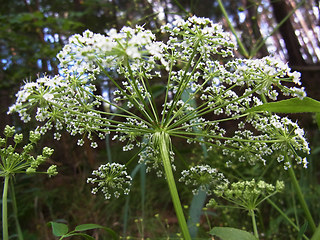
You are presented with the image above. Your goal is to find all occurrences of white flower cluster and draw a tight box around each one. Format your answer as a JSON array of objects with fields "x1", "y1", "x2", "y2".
[
  {"x1": 8, "y1": 74, "x2": 108, "y2": 140},
  {"x1": 179, "y1": 165, "x2": 228, "y2": 195},
  {"x1": 219, "y1": 114, "x2": 310, "y2": 169},
  {"x1": 87, "y1": 163, "x2": 132, "y2": 199},
  {"x1": 225, "y1": 57, "x2": 305, "y2": 100},
  {"x1": 161, "y1": 16, "x2": 235, "y2": 60},
  {"x1": 8, "y1": 15, "x2": 310, "y2": 190},
  {"x1": 138, "y1": 145, "x2": 176, "y2": 177},
  {"x1": 57, "y1": 26, "x2": 158, "y2": 73}
]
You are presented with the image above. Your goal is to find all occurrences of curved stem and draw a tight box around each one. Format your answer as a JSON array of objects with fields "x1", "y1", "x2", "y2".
[
  {"x1": 158, "y1": 132, "x2": 191, "y2": 240},
  {"x1": 2, "y1": 175, "x2": 10, "y2": 240},
  {"x1": 217, "y1": 0, "x2": 249, "y2": 58},
  {"x1": 287, "y1": 165, "x2": 316, "y2": 232}
]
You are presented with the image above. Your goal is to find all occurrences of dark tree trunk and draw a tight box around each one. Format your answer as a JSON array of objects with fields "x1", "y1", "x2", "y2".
[{"x1": 270, "y1": 0, "x2": 306, "y2": 66}]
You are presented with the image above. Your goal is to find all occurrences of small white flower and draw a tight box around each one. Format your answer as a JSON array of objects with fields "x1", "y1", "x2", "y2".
[
  {"x1": 90, "y1": 142, "x2": 98, "y2": 148},
  {"x1": 126, "y1": 46, "x2": 140, "y2": 58},
  {"x1": 77, "y1": 139, "x2": 84, "y2": 146},
  {"x1": 53, "y1": 132, "x2": 61, "y2": 140},
  {"x1": 179, "y1": 165, "x2": 228, "y2": 195},
  {"x1": 288, "y1": 71, "x2": 301, "y2": 85},
  {"x1": 302, "y1": 157, "x2": 308, "y2": 168}
]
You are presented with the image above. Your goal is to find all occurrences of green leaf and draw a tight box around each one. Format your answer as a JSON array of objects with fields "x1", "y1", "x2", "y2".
[
  {"x1": 315, "y1": 113, "x2": 320, "y2": 130},
  {"x1": 64, "y1": 233, "x2": 95, "y2": 240},
  {"x1": 246, "y1": 97, "x2": 320, "y2": 113},
  {"x1": 48, "y1": 222, "x2": 68, "y2": 237},
  {"x1": 311, "y1": 224, "x2": 320, "y2": 240},
  {"x1": 209, "y1": 227, "x2": 258, "y2": 240},
  {"x1": 297, "y1": 222, "x2": 308, "y2": 240},
  {"x1": 74, "y1": 224, "x2": 118, "y2": 240},
  {"x1": 187, "y1": 188, "x2": 207, "y2": 238},
  {"x1": 75, "y1": 223, "x2": 106, "y2": 231}
]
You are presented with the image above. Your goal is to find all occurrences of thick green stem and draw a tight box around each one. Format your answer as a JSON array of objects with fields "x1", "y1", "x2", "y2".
[
  {"x1": 2, "y1": 175, "x2": 10, "y2": 240},
  {"x1": 158, "y1": 132, "x2": 191, "y2": 240},
  {"x1": 249, "y1": 209, "x2": 259, "y2": 239},
  {"x1": 288, "y1": 166, "x2": 316, "y2": 232}
]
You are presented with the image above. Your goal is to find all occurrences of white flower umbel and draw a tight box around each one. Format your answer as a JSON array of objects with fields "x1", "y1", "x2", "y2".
[
  {"x1": 8, "y1": 16, "x2": 311, "y2": 240},
  {"x1": 9, "y1": 17, "x2": 308, "y2": 172},
  {"x1": 179, "y1": 165, "x2": 228, "y2": 195},
  {"x1": 87, "y1": 163, "x2": 132, "y2": 199}
]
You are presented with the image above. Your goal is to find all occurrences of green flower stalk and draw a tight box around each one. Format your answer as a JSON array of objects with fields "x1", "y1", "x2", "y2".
[
  {"x1": 0, "y1": 125, "x2": 57, "y2": 240},
  {"x1": 8, "y1": 16, "x2": 310, "y2": 238}
]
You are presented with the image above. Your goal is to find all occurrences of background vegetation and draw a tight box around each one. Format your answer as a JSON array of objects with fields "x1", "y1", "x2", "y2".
[{"x1": 1, "y1": 0, "x2": 320, "y2": 239}]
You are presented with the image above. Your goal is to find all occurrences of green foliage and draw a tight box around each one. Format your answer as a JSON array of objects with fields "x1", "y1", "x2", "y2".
[
  {"x1": 1, "y1": 0, "x2": 320, "y2": 239},
  {"x1": 210, "y1": 227, "x2": 258, "y2": 240},
  {"x1": 0, "y1": 125, "x2": 57, "y2": 177},
  {"x1": 247, "y1": 97, "x2": 320, "y2": 113},
  {"x1": 316, "y1": 113, "x2": 320, "y2": 130},
  {"x1": 49, "y1": 222, "x2": 69, "y2": 236},
  {"x1": 0, "y1": 125, "x2": 58, "y2": 240},
  {"x1": 48, "y1": 222, "x2": 119, "y2": 240},
  {"x1": 311, "y1": 224, "x2": 320, "y2": 240}
]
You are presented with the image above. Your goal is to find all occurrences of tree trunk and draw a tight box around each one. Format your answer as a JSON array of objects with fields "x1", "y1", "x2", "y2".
[{"x1": 270, "y1": 0, "x2": 306, "y2": 66}]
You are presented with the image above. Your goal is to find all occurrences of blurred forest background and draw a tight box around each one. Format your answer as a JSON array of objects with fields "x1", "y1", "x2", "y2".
[{"x1": 1, "y1": 0, "x2": 320, "y2": 239}]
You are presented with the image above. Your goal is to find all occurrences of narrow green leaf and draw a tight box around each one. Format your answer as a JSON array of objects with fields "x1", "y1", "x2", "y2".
[
  {"x1": 311, "y1": 224, "x2": 320, "y2": 240},
  {"x1": 75, "y1": 223, "x2": 105, "y2": 231},
  {"x1": 64, "y1": 233, "x2": 95, "y2": 240},
  {"x1": 246, "y1": 97, "x2": 320, "y2": 113},
  {"x1": 297, "y1": 222, "x2": 308, "y2": 240},
  {"x1": 140, "y1": 162, "x2": 146, "y2": 221},
  {"x1": 315, "y1": 113, "x2": 320, "y2": 130},
  {"x1": 48, "y1": 222, "x2": 68, "y2": 237},
  {"x1": 209, "y1": 227, "x2": 258, "y2": 240},
  {"x1": 187, "y1": 188, "x2": 207, "y2": 238},
  {"x1": 74, "y1": 224, "x2": 118, "y2": 239}
]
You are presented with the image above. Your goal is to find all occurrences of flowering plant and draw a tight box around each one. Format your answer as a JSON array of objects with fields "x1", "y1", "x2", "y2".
[
  {"x1": 0, "y1": 125, "x2": 57, "y2": 239},
  {"x1": 8, "y1": 16, "x2": 316, "y2": 239},
  {"x1": 207, "y1": 179, "x2": 285, "y2": 238}
]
